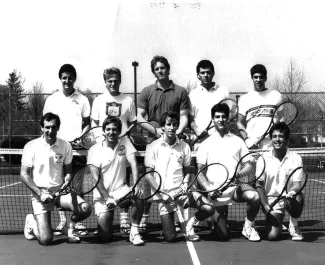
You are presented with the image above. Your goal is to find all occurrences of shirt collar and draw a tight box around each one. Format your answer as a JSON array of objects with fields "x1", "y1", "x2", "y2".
[
  {"x1": 159, "y1": 135, "x2": 180, "y2": 148},
  {"x1": 41, "y1": 135, "x2": 59, "y2": 147},
  {"x1": 154, "y1": 80, "x2": 175, "y2": 91},
  {"x1": 199, "y1": 82, "x2": 219, "y2": 91}
]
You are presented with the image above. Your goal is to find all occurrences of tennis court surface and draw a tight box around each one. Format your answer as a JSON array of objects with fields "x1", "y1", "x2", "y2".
[{"x1": 1, "y1": 148, "x2": 325, "y2": 265}]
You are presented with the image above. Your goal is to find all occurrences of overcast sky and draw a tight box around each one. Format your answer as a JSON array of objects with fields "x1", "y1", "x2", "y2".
[{"x1": 0, "y1": 0, "x2": 324, "y2": 94}]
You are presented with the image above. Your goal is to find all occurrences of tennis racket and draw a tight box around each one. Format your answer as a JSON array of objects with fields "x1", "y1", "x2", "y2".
[
  {"x1": 160, "y1": 162, "x2": 229, "y2": 204},
  {"x1": 106, "y1": 170, "x2": 162, "y2": 211},
  {"x1": 121, "y1": 122, "x2": 158, "y2": 146},
  {"x1": 249, "y1": 102, "x2": 298, "y2": 149},
  {"x1": 213, "y1": 152, "x2": 266, "y2": 199},
  {"x1": 268, "y1": 166, "x2": 308, "y2": 213},
  {"x1": 48, "y1": 164, "x2": 101, "y2": 201},
  {"x1": 192, "y1": 98, "x2": 238, "y2": 145},
  {"x1": 69, "y1": 126, "x2": 103, "y2": 149}
]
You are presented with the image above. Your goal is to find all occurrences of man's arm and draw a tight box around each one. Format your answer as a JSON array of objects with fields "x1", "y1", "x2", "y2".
[
  {"x1": 127, "y1": 153, "x2": 139, "y2": 184},
  {"x1": 81, "y1": 116, "x2": 91, "y2": 135},
  {"x1": 20, "y1": 165, "x2": 42, "y2": 198},
  {"x1": 137, "y1": 108, "x2": 162, "y2": 137},
  {"x1": 61, "y1": 163, "x2": 73, "y2": 190},
  {"x1": 237, "y1": 113, "x2": 248, "y2": 140},
  {"x1": 177, "y1": 110, "x2": 189, "y2": 135}
]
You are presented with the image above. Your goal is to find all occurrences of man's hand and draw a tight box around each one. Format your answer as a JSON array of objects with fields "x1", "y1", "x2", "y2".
[
  {"x1": 245, "y1": 137, "x2": 259, "y2": 149},
  {"x1": 40, "y1": 191, "x2": 53, "y2": 204},
  {"x1": 263, "y1": 204, "x2": 271, "y2": 213},
  {"x1": 286, "y1": 190, "x2": 296, "y2": 199},
  {"x1": 209, "y1": 190, "x2": 222, "y2": 200},
  {"x1": 156, "y1": 128, "x2": 164, "y2": 138},
  {"x1": 105, "y1": 197, "x2": 117, "y2": 209},
  {"x1": 180, "y1": 182, "x2": 188, "y2": 195}
]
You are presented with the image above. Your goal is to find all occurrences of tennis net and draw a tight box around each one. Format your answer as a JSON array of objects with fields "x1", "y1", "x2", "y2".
[{"x1": 1, "y1": 148, "x2": 325, "y2": 233}]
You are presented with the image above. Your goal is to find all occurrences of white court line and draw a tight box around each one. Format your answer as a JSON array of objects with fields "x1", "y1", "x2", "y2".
[
  {"x1": 186, "y1": 241, "x2": 202, "y2": 265},
  {"x1": 0, "y1": 182, "x2": 21, "y2": 189},
  {"x1": 310, "y1": 179, "x2": 325, "y2": 184}
]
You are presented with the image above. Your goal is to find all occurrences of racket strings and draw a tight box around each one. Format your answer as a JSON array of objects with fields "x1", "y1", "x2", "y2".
[
  {"x1": 286, "y1": 168, "x2": 307, "y2": 195},
  {"x1": 273, "y1": 103, "x2": 298, "y2": 125},
  {"x1": 219, "y1": 99, "x2": 238, "y2": 123},
  {"x1": 235, "y1": 153, "x2": 265, "y2": 184},
  {"x1": 197, "y1": 163, "x2": 228, "y2": 192},
  {"x1": 129, "y1": 123, "x2": 157, "y2": 145},
  {"x1": 70, "y1": 166, "x2": 100, "y2": 195}
]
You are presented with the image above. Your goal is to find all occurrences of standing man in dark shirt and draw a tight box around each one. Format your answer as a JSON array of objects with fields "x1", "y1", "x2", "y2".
[{"x1": 137, "y1": 55, "x2": 192, "y2": 232}]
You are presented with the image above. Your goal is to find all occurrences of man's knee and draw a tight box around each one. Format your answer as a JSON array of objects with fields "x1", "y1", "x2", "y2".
[
  {"x1": 245, "y1": 190, "x2": 260, "y2": 204},
  {"x1": 71, "y1": 202, "x2": 92, "y2": 222},
  {"x1": 38, "y1": 233, "x2": 53, "y2": 246}
]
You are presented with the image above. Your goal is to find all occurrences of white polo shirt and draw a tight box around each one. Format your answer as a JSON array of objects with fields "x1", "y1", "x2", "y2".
[
  {"x1": 258, "y1": 149, "x2": 303, "y2": 198},
  {"x1": 238, "y1": 89, "x2": 282, "y2": 149},
  {"x1": 196, "y1": 131, "x2": 248, "y2": 205},
  {"x1": 189, "y1": 84, "x2": 229, "y2": 134},
  {"x1": 21, "y1": 136, "x2": 73, "y2": 193},
  {"x1": 87, "y1": 137, "x2": 136, "y2": 201},
  {"x1": 145, "y1": 137, "x2": 191, "y2": 196},
  {"x1": 91, "y1": 92, "x2": 136, "y2": 135},
  {"x1": 43, "y1": 90, "x2": 91, "y2": 141}
]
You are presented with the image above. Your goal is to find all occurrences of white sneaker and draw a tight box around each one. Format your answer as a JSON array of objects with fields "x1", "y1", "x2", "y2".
[
  {"x1": 129, "y1": 233, "x2": 145, "y2": 246},
  {"x1": 120, "y1": 220, "x2": 131, "y2": 234},
  {"x1": 242, "y1": 225, "x2": 260, "y2": 242},
  {"x1": 24, "y1": 214, "x2": 36, "y2": 240},
  {"x1": 54, "y1": 220, "x2": 66, "y2": 236},
  {"x1": 288, "y1": 225, "x2": 304, "y2": 241},
  {"x1": 75, "y1": 222, "x2": 89, "y2": 236},
  {"x1": 63, "y1": 226, "x2": 81, "y2": 243}
]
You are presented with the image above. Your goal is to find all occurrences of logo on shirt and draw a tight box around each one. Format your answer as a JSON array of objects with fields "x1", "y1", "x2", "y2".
[
  {"x1": 54, "y1": 153, "x2": 63, "y2": 163},
  {"x1": 117, "y1": 145, "x2": 126, "y2": 156},
  {"x1": 106, "y1": 102, "x2": 122, "y2": 117}
]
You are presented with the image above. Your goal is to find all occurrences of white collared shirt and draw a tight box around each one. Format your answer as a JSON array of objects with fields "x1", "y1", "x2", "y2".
[
  {"x1": 189, "y1": 83, "x2": 229, "y2": 134},
  {"x1": 21, "y1": 136, "x2": 73, "y2": 192},
  {"x1": 91, "y1": 91, "x2": 136, "y2": 135},
  {"x1": 43, "y1": 90, "x2": 90, "y2": 141},
  {"x1": 145, "y1": 137, "x2": 191, "y2": 195},
  {"x1": 258, "y1": 149, "x2": 303, "y2": 197},
  {"x1": 87, "y1": 137, "x2": 136, "y2": 200}
]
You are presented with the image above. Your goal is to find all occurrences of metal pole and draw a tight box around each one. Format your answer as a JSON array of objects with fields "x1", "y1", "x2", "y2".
[
  {"x1": 132, "y1": 61, "x2": 139, "y2": 116},
  {"x1": 8, "y1": 83, "x2": 12, "y2": 169}
]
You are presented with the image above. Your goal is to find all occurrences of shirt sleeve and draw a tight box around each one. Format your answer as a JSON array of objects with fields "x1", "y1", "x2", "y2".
[
  {"x1": 137, "y1": 87, "x2": 149, "y2": 110},
  {"x1": 124, "y1": 137, "x2": 137, "y2": 157},
  {"x1": 82, "y1": 96, "x2": 91, "y2": 118},
  {"x1": 21, "y1": 142, "x2": 34, "y2": 167},
  {"x1": 144, "y1": 142, "x2": 155, "y2": 169},
  {"x1": 91, "y1": 97, "x2": 99, "y2": 121},
  {"x1": 237, "y1": 93, "x2": 248, "y2": 116},
  {"x1": 196, "y1": 142, "x2": 208, "y2": 165},
  {"x1": 127, "y1": 97, "x2": 136, "y2": 123},
  {"x1": 63, "y1": 142, "x2": 73, "y2": 165},
  {"x1": 179, "y1": 89, "x2": 191, "y2": 112},
  {"x1": 87, "y1": 146, "x2": 101, "y2": 168}
]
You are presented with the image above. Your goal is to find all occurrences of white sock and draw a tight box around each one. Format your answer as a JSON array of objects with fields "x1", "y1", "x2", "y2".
[
  {"x1": 141, "y1": 214, "x2": 149, "y2": 224},
  {"x1": 289, "y1": 216, "x2": 298, "y2": 227},
  {"x1": 120, "y1": 212, "x2": 128, "y2": 222},
  {"x1": 69, "y1": 222, "x2": 75, "y2": 230},
  {"x1": 58, "y1": 211, "x2": 67, "y2": 222},
  {"x1": 245, "y1": 217, "x2": 254, "y2": 228},
  {"x1": 186, "y1": 216, "x2": 198, "y2": 232},
  {"x1": 130, "y1": 224, "x2": 139, "y2": 235}
]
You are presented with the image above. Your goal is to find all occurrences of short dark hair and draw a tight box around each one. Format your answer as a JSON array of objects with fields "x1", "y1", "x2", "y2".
[
  {"x1": 196, "y1": 60, "x2": 214, "y2": 74},
  {"x1": 40, "y1": 112, "x2": 61, "y2": 129},
  {"x1": 269, "y1": 122, "x2": 290, "y2": 139},
  {"x1": 151, "y1": 55, "x2": 170, "y2": 74},
  {"x1": 102, "y1": 116, "x2": 122, "y2": 133},
  {"x1": 103, "y1": 67, "x2": 122, "y2": 81},
  {"x1": 58, "y1": 64, "x2": 77, "y2": 79},
  {"x1": 211, "y1": 103, "x2": 230, "y2": 119},
  {"x1": 159, "y1": 111, "x2": 180, "y2": 127},
  {"x1": 250, "y1": 64, "x2": 267, "y2": 79}
]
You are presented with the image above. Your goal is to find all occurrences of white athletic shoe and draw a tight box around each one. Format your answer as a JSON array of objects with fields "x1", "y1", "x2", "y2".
[
  {"x1": 24, "y1": 214, "x2": 36, "y2": 240},
  {"x1": 75, "y1": 222, "x2": 89, "y2": 236},
  {"x1": 129, "y1": 233, "x2": 145, "y2": 246},
  {"x1": 288, "y1": 225, "x2": 304, "y2": 241},
  {"x1": 63, "y1": 226, "x2": 81, "y2": 243},
  {"x1": 53, "y1": 220, "x2": 66, "y2": 236},
  {"x1": 242, "y1": 225, "x2": 260, "y2": 242}
]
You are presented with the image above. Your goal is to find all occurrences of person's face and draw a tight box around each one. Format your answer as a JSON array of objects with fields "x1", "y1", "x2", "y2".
[
  {"x1": 163, "y1": 117, "x2": 178, "y2": 139},
  {"x1": 60, "y1": 72, "x2": 76, "y2": 92},
  {"x1": 105, "y1": 74, "x2": 121, "y2": 95},
  {"x1": 153, "y1": 62, "x2": 170, "y2": 81},
  {"x1": 271, "y1": 130, "x2": 289, "y2": 150},
  {"x1": 212, "y1": 111, "x2": 228, "y2": 132},
  {"x1": 103, "y1": 123, "x2": 120, "y2": 144},
  {"x1": 251, "y1": 73, "x2": 266, "y2": 92},
  {"x1": 197, "y1": 67, "x2": 214, "y2": 86},
  {"x1": 41, "y1": 119, "x2": 59, "y2": 143}
]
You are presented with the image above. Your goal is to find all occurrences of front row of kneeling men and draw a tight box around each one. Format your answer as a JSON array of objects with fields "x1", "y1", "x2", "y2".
[{"x1": 21, "y1": 103, "x2": 304, "y2": 246}]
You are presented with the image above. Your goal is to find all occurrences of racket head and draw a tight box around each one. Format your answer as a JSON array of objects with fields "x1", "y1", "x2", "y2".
[
  {"x1": 128, "y1": 122, "x2": 157, "y2": 146},
  {"x1": 193, "y1": 162, "x2": 229, "y2": 192},
  {"x1": 285, "y1": 166, "x2": 308, "y2": 196},
  {"x1": 235, "y1": 152, "x2": 266, "y2": 184},
  {"x1": 69, "y1": 164, "x2": 101, "y2": 196},
  {"x1": 273, "y1": 102, "x2": 298, "y2": 125},
  {"x1": 74, "y1": 126, "x2": 103, "y2": 149},
  {"x1": 133, "y1": 170, "x2": 162, "y2": 200},
  {"x1": 219, "y1": 98, "x2": 238, "y2": 123}
]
